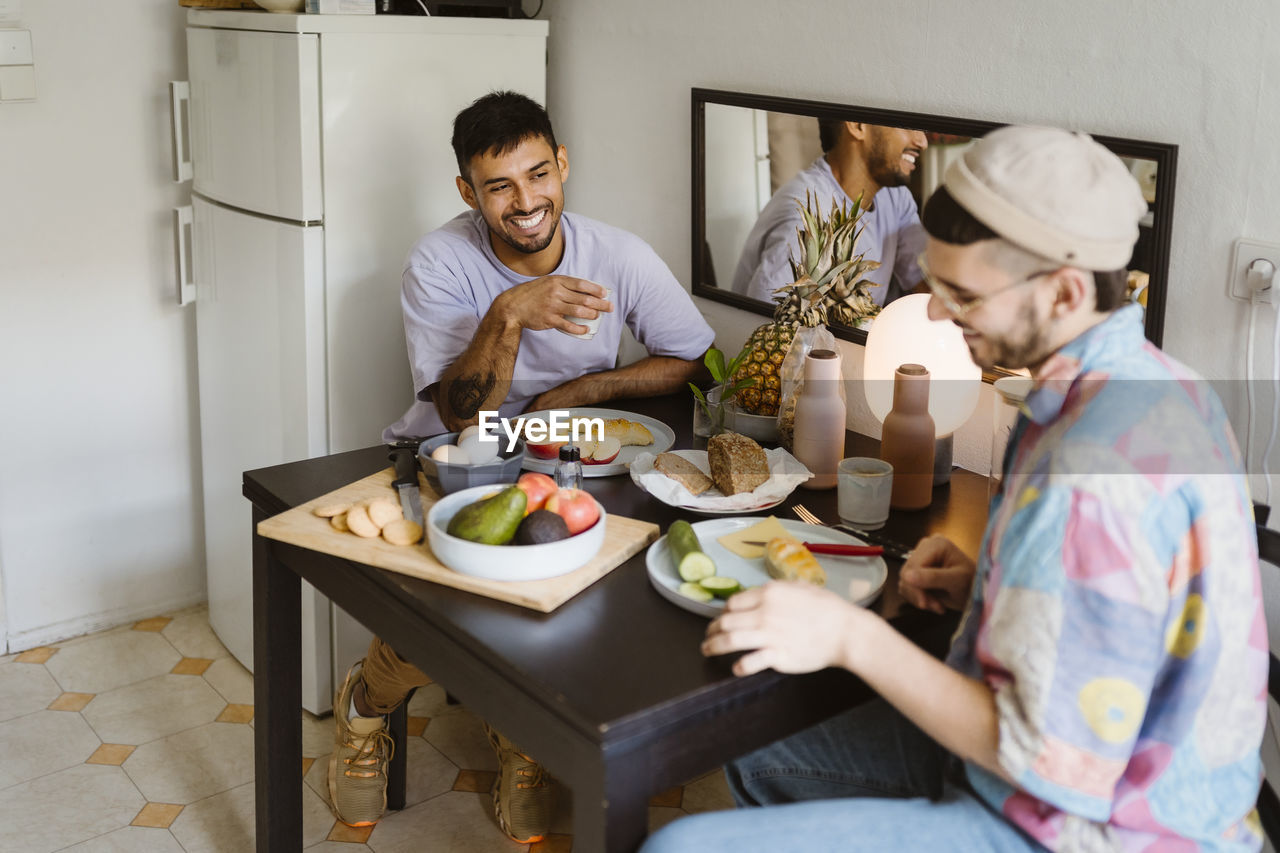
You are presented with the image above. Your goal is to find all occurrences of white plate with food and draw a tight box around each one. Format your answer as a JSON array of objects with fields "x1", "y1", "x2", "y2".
[
  {"x1": 519, "y1": 407, "x2": 675, "y2": 477},
  {"x1": 630, "y1": 448, "x2": 811, "y2": 515},
  {"x1": 646, "y1": 517, "x2": 887, "y2": 619}
]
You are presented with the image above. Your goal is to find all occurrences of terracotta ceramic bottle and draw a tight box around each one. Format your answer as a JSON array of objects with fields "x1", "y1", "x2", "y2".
[
  {"x1": 793, "y1": 349, "x2": 845, "y2": 490},
  {"x1": 880, "y1": 364, "x2": 935, "y2": 509}
]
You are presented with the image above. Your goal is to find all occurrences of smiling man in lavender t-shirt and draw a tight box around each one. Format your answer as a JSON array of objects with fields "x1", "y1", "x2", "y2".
[
  {"x1": 384, "y1": 93, "x2": 714, "y2": 441},
  {"x1": 337, "y1": 92, "x2": 713, "y2": 844}
]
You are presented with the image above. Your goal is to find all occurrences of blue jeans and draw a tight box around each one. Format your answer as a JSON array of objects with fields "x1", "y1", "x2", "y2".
[{"x1": 639, "y1": 699, "x2": 1046, "y2": 853}]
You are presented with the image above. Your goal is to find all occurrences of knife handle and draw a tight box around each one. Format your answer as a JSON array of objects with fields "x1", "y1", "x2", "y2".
[
  {"x1": 389, "y1": 446, "x2": 419, "y2": 489},
  {"x1": 802, "y1": 543, "x2": 883, "y2": 557}
]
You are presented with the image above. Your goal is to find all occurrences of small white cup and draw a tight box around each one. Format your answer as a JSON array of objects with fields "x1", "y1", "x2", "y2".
[
  {"x1": 559, "y1": 287, "x2": 612, "y2": 340},
  {"x1": 838, "y1": 457, "x2": 894, "y2": 530}
]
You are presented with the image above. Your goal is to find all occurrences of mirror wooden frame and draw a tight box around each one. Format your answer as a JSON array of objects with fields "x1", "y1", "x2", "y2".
[{"x1": 690, "y1": 87, "x2": 1177, "y2": 358}]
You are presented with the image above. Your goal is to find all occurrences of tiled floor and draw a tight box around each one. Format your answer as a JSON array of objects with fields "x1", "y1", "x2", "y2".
[{"x1": 0, "y1": 605, "x2": 733, "y2": 852}]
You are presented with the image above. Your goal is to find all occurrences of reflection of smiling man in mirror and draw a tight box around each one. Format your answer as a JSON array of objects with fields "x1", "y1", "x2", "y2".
[{"x1": 732, "y1": 120, "x2": 929, "y2": 307}]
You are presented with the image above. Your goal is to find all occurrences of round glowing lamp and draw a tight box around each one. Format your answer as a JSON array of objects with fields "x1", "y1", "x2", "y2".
[{"x1": 863, "y1": 294, "x2": 981, "y2": 482}]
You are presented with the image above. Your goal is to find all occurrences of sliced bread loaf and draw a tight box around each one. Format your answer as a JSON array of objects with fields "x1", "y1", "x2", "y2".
[{"x1": 706, "y1": 432, "x2": 770, "y2": 496}]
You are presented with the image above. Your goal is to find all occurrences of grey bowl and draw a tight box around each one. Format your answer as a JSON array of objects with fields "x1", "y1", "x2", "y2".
[{"x1": 418, "y1": 432, "x2": 526, "y2": 495}]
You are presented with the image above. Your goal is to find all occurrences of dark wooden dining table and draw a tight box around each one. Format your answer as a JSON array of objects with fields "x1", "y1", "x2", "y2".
[{"x1": 244, "y1": 391, "x2": 991, "y2": 853}]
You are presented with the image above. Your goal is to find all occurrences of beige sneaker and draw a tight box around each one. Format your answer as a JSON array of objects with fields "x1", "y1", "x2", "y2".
[
  {"x1": 328, "y1": 662, "x2": 395, "y2": 827},
  {"x1": 484, "y1": 722, "x2": 553, "y2": 844}
]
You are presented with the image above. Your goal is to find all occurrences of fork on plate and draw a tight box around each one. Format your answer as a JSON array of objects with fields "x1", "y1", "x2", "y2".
[{"x1": 791, "y1": 504, "x2": 914, "y2": 561}]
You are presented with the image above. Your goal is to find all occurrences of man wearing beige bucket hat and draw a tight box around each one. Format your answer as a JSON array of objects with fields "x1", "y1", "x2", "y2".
[{"x1": 642, "y1": 126, "x2": 1265, "y2": 852}]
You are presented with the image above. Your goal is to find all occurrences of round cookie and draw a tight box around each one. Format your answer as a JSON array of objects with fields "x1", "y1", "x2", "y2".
[
  {"x1": 381, "y1": 518, "x2": 423, "y2": 546},
  {"x1": 366, "y1": 497, "x2": 403, "y2": 530},
  {"x1": 313, "y1": 502, "x2": 352, "y2": 518},
  {"x1": 345, "y1": 503, "x2": 380, "y2": 538},
  {"x1": 329, "y1": 513, "x2": 350, "y2": 532}
]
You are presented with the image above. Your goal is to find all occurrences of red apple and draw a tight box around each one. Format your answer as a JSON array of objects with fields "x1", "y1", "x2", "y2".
[
  {"x1": 583, "y1": 437, "x2": 621, "y2": 465},
  {"x1": 516, "y1": 472, "x2": 557, "y2": 513},
  {"x1": 545, "y1": 488, "x2": 601, "y2": 535},
  {"x1": 526, "y1": 440, "x2": 566, "y2": 460}
]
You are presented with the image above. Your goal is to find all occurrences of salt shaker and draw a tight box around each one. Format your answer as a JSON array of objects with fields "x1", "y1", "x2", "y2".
[
  {"x1": 555, "y1": 445, "x2": 583, "y2": 490},
  {"x1": 793, "y1": 349, "x2": 845, "y2": 489}
]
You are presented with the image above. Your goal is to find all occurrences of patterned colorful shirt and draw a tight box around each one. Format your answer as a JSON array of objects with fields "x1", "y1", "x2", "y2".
[{"x1": 946, "y1": 305, "x2": 1267, "y2": 852}]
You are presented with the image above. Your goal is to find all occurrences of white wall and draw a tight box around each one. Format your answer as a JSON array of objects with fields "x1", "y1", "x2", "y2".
[
  {"x1": 0, "y1": 0, "x2": 204, "y2": 651},
  {"x1": 541, "y1": 0, "x2": 1280, "y2": 484}
]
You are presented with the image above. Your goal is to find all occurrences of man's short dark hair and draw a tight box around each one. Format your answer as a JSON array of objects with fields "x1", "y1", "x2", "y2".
[
  {"x1": 817, "y1": 118, "x2": 843, "y2": 153},
  {"x1": 452, "y1": 91, "x2": 558, "y2": 184},
  {"x1": 921, "y1": 186, "x2": 1130, "y2": 312}
]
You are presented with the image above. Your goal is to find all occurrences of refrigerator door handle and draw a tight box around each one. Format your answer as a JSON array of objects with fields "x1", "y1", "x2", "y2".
[
  {"x1": 169, "y1": 81, "x2": 193, "y2": 183},
  {"x1": 174, "y1": 205, "x2": 195, "y2": 306}
]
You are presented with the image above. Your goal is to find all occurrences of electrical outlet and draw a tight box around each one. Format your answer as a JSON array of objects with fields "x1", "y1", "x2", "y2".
[{"x1": 1229, "y1": 238, "x2": 1280, "y2": 302}]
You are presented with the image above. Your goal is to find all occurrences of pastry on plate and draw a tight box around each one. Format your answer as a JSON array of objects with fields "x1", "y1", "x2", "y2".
[{"x1": 763, "y1": 536, "x2": 826, "y2": 586}]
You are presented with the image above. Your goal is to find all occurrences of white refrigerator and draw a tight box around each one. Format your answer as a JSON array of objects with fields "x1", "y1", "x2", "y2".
[{"x1": 171, "y1": 10, "x2": 547, "y2": 713}]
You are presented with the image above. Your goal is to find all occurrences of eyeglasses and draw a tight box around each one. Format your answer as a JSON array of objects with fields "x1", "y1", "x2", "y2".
[{"x1": 917, "y1": 253, "x2": 1059, "y2": 320}]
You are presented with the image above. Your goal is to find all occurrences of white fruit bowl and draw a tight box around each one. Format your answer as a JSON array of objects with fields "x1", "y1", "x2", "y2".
[{"x1": 425, "y1": 484, "x2": 607, "y2": 581}]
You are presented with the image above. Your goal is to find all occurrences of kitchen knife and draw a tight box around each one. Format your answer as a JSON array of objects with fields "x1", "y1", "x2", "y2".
[
  {"x1": 739, "y1": 541, "x2": 883, "y2": 557},
  {"x1": 388, "y1": 446, "x2": 425, "y2": 528}
]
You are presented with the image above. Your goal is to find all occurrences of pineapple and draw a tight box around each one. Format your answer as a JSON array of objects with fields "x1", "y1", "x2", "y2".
[{"x1": 730, "y1": 191, "x2": 880, "y2": 416}]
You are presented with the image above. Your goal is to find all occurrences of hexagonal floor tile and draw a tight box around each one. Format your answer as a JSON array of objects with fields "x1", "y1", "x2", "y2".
[
  {"x1": 0, "y1": 709, "x2": 103, "y2": 789},
  {"x1": 681, "y1": 768, "x2": 734, "y2": 814},
  {"x1": 124, "y1": 722, "x2": 254, "y2": 804},
  {"x1": 162, "y1": 609, "x2": 230, "y2": 661},
  {"x1": 0, "y1": 660, "x2": 62, "y2": 723},
  {"x1": 366, "y1": 790, "x2": 526, "y2": 853},
  {"x1": 59, "y1": 825, "x2": 186, "y2": 852},
  {"x1": 169, "y1": 780, "x2": 333, "y2": 853},
  {"x1": 83, "y1": 674, "x2": 226, "y2": 745},
  {"x1": 421, "y1": 709, "x2": 498, "y2": 772},
  {"x1": 0, "y1": 764, "x2": 145, "y2": 853},
  {"x1": 202, "y1": 657, "x2": 252, "y2": 706},
  {"x1": 46, "y1": 631, "x2": 181, "y2": 695}
]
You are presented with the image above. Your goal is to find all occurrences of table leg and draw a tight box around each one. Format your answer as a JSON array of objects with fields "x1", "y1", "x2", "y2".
[
  {"x1": 574, "y1": 754, "x2": 652, "y2": 853},
  {"x1": 253, "y1": 514, "x2": 302, "y2": 853}
]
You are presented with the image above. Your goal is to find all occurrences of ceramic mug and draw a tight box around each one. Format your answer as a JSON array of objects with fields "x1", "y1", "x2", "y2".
[
  {"x1": 837, "y1": 457, "x2": 894, "y2": 530},
  {"x1": 560, "y1": 286, "x2": 613, "y2": 340}
]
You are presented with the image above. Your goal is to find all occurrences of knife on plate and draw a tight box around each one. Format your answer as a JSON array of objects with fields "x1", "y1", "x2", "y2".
[
  {"x1": 739, "y1": 541, "x2": 883, "y2": 557},
  {"x1": 388, "y1": 445, "x2": 425, "y2": 528}
]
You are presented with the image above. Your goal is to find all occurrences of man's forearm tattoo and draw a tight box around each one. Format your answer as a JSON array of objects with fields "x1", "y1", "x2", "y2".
[{"x1": 447, "y1": 372, "x2": 496, "y2": 420}]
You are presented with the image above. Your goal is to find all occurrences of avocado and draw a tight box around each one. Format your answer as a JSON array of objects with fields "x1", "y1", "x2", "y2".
[
  {"x1": 446, "y1": 486, "x2": 527, "y2": 545},
  {"x1": 514, "y1": 509, "x2": 571, "y2": 545}
]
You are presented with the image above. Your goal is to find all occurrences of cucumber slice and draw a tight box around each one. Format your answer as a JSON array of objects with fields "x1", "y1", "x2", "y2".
[
  {"x1": 677, "y1": 581, "x2": 715, "y2": 603},
  {"x1": 667, "y1": 520, "x2": 716, "y2": 582},
  {"x1": 698, "y1": 576, "x2": 742, "y2": 598}
]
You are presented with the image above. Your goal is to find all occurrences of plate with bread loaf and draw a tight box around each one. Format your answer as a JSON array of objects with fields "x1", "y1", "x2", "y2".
[
  {"x1": 630, "y1": 432, "x2": 813, "y2": 515},
  {"x1": 646, "y1": 516, "x2": 887, "y2": 618},
  {"x1": 519, "y1": 408, "x2": 675, "y2": 477}
]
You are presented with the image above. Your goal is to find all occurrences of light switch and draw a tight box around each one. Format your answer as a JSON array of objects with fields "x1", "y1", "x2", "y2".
[
  {"x1": 0, "y1": 1, "x2": 23, "y2": 24},
  {"x1": 0, "y1": 63, "x2": 34, "y2": 100},
  {"x1": 0, "y1": 29, "x2": 31, "y2": 65}
]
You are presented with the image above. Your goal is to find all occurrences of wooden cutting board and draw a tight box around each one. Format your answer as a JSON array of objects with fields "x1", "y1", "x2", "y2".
[{"x1": 256, "y1": 468, "x2": 660, "y2": 612}]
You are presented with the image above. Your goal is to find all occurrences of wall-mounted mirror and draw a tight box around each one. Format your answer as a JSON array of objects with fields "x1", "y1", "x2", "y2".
[{"x1": 691, "y1": 88, "x2": 1176, "y2": 359}]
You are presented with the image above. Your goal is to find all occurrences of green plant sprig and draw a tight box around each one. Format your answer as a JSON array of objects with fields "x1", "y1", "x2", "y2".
[{"x1": 688, "y1": 345, "x2": 755, "y2": 421}]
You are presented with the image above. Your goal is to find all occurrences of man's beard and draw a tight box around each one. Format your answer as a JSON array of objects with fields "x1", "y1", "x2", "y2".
[
  {"x1": 965, "y1": 299, "x2": 1052, "y2": 370},
  {"x1": 491, "y1": 206, "x2": 560, "y2": 255},
  {"x1": 866, "y1": 133, "x2": 910, "y2": 188}
]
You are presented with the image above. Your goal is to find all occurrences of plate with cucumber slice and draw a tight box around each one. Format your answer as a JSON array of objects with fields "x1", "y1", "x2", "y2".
[{"x1": 646, "y1": 518, "x2": 887, "y2": 618}]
